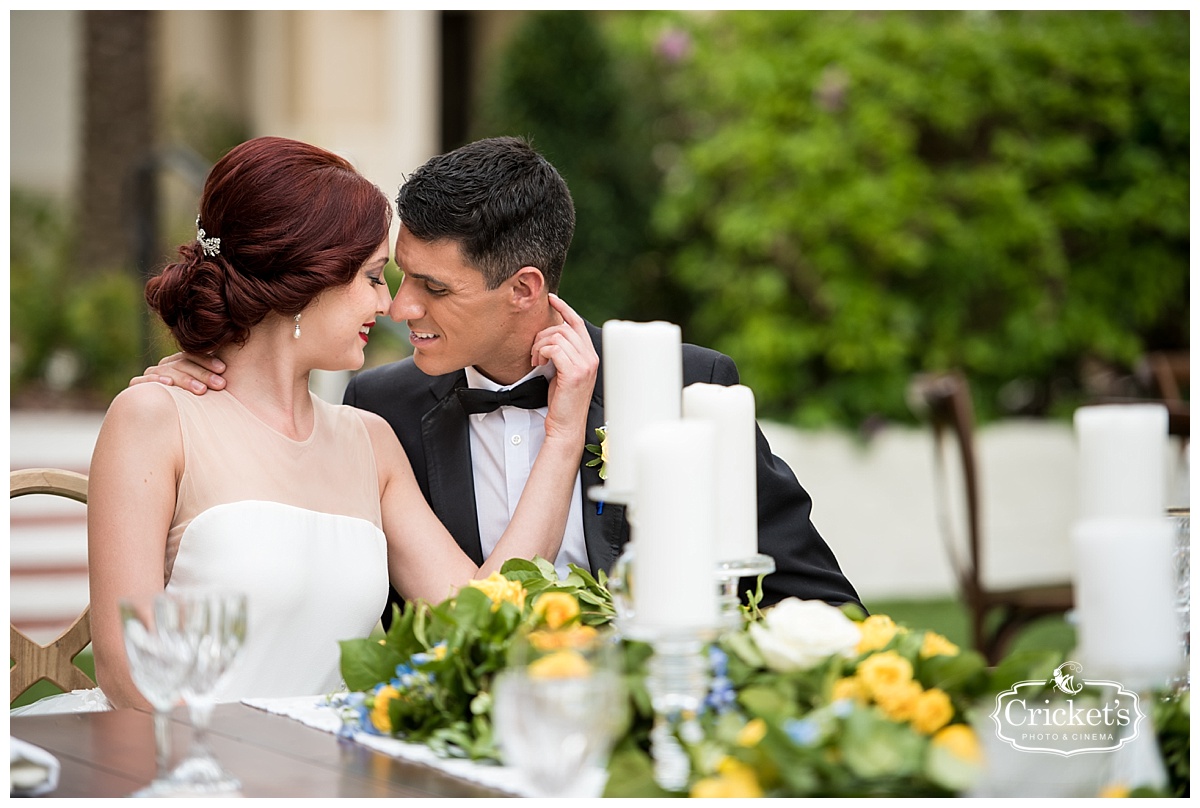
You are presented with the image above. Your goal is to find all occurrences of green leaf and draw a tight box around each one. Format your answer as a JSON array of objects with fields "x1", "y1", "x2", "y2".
[{"x1": 339, "y1": 637, "x2": 404, "y2": 692}]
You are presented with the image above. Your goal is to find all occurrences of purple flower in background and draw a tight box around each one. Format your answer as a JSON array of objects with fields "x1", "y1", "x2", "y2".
[{"x1": 656, "y1": 27, "x2": 692, "y2": 64}]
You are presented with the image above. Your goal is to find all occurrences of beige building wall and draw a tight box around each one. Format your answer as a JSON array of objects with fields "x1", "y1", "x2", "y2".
[
  {"x1": 10, "y1": 10, "x2": 440, "y2": 209},
  {"x1": 11, "y1": 11, "x2": 81, "y2": 198}
]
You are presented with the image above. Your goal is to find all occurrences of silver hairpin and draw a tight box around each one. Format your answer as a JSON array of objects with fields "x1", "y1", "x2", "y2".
[{"x1": 196, "y1": 215, "x2": 221, "y2": 257}]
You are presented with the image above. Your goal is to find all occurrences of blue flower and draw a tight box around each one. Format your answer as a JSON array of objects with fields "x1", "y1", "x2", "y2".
[
  {"x1": 705, "y1": 673, "x2": 738, "y2": 714},
  {"x1": 411, "y1": 641, "x2": 447, "y2": 666},
  {"x1": 784, "y1": 718, "x2": 821, "y2": 747},
  {"x1": 329, "y1": 691, "x2": 370, "y2": 738},
  {"x1": 708, "y1": 645, "x2": 729, "y2": 678},
  {"x1": 831, "y1": 698, "x2": 854, "y2": 718}
]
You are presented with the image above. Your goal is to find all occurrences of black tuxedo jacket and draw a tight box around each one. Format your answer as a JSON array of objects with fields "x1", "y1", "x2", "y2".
[{"x1": 344, "y1": 321, "x2": 864, "y2": 622}]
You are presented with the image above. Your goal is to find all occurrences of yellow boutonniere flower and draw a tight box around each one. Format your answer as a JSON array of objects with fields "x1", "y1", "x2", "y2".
[{"x1": 585, "y1": 426, "x2": 608, "y2": 480}]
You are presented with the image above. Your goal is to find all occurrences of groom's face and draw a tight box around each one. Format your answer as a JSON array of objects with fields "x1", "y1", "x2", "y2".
[{"x1": 390, "y1": 225, "x2": 526, "y2": 383}]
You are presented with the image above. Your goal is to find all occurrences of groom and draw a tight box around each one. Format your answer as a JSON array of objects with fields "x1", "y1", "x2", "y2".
[{"x1": 141, "y1": 136, "x2": 863, "y2": 617}]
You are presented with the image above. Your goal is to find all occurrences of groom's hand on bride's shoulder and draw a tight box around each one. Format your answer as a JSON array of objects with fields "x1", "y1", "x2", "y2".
[{"x1": 129, "y1": 352, "x2": 226, "y2": 395}]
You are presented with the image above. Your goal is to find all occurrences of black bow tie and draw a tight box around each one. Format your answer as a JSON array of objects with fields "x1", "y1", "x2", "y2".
[{"x1": 455, "y1": 375, "x2": 550, "y2": 415}]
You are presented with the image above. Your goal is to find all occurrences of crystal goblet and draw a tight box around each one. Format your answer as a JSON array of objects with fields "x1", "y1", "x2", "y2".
[
  {"x1": 170, "y1": 590, "x2": 248, "y2": 794},
  {"x1": 119, "y1": 592, "x2": 198, "y2": 798},
  {"x1": 492, "y1": 626, "x2": 628, "y2": 797}
]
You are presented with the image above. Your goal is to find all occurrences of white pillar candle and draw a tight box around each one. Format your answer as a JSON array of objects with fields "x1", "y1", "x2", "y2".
[
  {"x1": 1070, "y1": 402, "x2": 1181, "y2": 690},
  {"x1": 631, "y1": 419, "x2": 719, "y2": 631},
  {"x1": 683, "y1": 383, "x2": 758, "y2": 562},
  {"x1": 1071, "y1": 518, "x2": 1182, "y2": 690},
  {"x1": 1074, "y1": 404, "x2": 1168, "y2": 521},
  {"x1": 601, "y1": 320, "x2": 682, "y2": 496}
]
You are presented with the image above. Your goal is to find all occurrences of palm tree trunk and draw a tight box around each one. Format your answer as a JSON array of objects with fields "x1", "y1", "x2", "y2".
[{"x1": 77, "y1": 10, "x2": 156, "y2": 275}]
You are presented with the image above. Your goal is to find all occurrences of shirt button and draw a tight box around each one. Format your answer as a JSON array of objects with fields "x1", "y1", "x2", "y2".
[{"x1": 511, "y1": 434, "x2": 523, "y2": 446}]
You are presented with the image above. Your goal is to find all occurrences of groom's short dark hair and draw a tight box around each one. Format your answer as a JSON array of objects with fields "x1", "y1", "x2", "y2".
[{"x1": 395, "y1": 136, "x2": 575, "y2": 293}]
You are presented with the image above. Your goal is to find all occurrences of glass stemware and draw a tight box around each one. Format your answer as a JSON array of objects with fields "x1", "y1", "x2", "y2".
[
  {"x1": 119, "y1": 593, "x2": 197, "y2": 798},
  {"x1": 491, "y1": 627, "x2": 628, "y2": 797},
  {"x1": 170, "y1": 590, "x2": 248, "y2": 794}
]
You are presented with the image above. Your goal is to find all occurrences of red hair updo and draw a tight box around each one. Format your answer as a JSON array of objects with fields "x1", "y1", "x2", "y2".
[{"x1": 145, "y1": 136, "x2": 392, "y2": 355}]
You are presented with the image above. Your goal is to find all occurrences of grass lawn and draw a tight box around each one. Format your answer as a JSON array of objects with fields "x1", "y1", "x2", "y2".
[{"x1": 12, "y1": 596, "x2": 1075, "y2": 710}]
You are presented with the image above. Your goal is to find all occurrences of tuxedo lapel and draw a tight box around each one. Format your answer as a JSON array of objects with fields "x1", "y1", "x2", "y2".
[
  {"x1": 420, "y1": 371, "x2": 484, "y2": 566},
  {"x1": 579, "y1": 322, "x2": 627, "y2": 577}
]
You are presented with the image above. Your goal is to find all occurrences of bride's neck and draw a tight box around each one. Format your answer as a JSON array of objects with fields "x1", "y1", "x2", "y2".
[{"x1": 216, "y1": 328, "x2": 315, "y2": 441}]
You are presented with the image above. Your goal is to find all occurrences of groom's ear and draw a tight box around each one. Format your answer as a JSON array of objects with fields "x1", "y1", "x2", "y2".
[{"x1": 508, "y1": 266, "x2": 546, "y2": 310}]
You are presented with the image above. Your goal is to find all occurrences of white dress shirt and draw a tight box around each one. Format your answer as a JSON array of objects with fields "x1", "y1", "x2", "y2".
[{"x1": 463, "y1": 365, "x2": 589, "y2": 579}]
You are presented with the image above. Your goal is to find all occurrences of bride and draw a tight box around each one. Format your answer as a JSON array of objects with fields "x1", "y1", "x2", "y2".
[{"x1": 16, "y1": 136, "x2": 596, "y2": 714}]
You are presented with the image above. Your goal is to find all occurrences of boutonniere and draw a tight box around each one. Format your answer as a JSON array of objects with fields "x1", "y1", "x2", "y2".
[{"x1": 585, "y1": 425, "x2": 608, "y2": 480}]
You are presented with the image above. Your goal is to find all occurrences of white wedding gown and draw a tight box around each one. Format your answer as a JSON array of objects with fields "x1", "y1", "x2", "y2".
[{"x1": 12, "y1": 387, "x2": 388, "y2": 716}]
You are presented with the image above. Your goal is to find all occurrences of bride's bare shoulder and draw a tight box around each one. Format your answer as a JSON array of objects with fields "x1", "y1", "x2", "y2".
[
  {"x1": 104, "y1": 382, "x2": 180, "y2": 423},
  {"x1": 349, "y1": 407, "x2": 406, "y2": 457}
]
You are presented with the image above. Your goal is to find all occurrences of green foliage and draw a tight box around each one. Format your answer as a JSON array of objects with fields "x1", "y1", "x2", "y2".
[
  {"x1": 336, "y1": 558, "x2": 615, "y2": 760},
  {"x1": 65, "y1": 271, "x2": 147, "y2": 399},
  {"x1": 10, "y1": 189, "x2": 74, "y2": 389},
  {"x1": 1154, "y1": 689, "x2": 1190, "y2": 798},
  {"x1": 616, "y1": 10, "x2": 1188, "y2": 427},
  {"x1": 473, "y1": 10, "x2": 663, "y2": 326},
  {"x1": 10, "y1": 190, "x2": 149, "y2": 402}
]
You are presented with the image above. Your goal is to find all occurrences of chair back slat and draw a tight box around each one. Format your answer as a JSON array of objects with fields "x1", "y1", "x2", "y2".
[{"x1": 10, "y1": 468, "x2": 95, "y2": 704}]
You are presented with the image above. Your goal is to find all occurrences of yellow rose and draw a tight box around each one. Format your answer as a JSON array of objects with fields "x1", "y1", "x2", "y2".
[
  {"x1": 920, "y1": 631, "x2": 960, "y2": 659},
  {"x1": 533, "y1": 591, "x2": 580, "y2": 629},
  {"x1": 528, "y1": 624, "x2": 598, "y2": 652},
  {"x1": 736, "y1": 718, "x2": 767, "y2": 748},
  {"x1": 831, "y1": 676, "x2": 866, "y2": 703},
  {"x1": 689, "y1": 757, "x2": 764, "y2": 798},
  {"x1": 931, "y1": 724, "x2": 982, "y2": 764},
  {"x1": 873, "y1": 679, "x2": 924, "y2": 722},
  {"x1": 856, "y1": 614, "x2": 899, "y2": 654},
  {"x1": 527, "y1": 649, "x2": 592, "y2": 679},
  {"x1": 926, "y1": 724, "x2": 984, "y2": 792},
  {"x1": 466, "y1": 571, "x2": 527, "y2": 611},
  {"x1": 910, "y1": 687, "x2": 954, "y2": 734},
  {"x1": 856, "y1": 650, "x2": 914, "y2": 696},
  {"x1": 370, "y1": 685, "x2": 399, "y2": 733}
]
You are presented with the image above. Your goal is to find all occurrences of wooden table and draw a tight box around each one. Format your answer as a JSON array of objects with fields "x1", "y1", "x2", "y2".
[{"x1": 10, "y1": 702, "x2": 513, "y2": 798}]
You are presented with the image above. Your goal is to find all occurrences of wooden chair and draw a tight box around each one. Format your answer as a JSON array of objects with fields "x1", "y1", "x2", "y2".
[
  {"x1": 10, "y1": 467, "x2": 95, "y2": 703},
  {"x1": 908, "y1": 372, "x2": 1074, "y2": 665},
  {"x1": 1137, "y1": 351, "x2": 1189, "y2": 440}
]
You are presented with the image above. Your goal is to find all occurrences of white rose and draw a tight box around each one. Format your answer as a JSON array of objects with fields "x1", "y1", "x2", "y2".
[{"x1": 748, "y1": 598, "x2": 862, "y2": 672}]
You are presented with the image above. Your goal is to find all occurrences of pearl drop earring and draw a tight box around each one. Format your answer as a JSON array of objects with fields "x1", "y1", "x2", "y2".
[{"x1": 293, "y1": 313, "x2": 301, "y2": 339}]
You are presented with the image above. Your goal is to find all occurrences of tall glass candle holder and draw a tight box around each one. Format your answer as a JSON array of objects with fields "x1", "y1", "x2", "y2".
[
  {"x1": 617, "y1": 619, "x2": 718, "y2": 792},
  {"x1": 716, "y1": 554, "x2": 776, "y2": 629}
]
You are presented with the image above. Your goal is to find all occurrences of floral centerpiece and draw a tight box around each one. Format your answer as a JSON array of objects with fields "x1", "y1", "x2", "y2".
[
  {"x1": 335, "y1": 558, "x2": 613, "y2": 760},
  {"x1": 334, "y1": 564, "x2": 1188, "y2": 798},
  {"x1": 623, "y1": 597, "x2": 992, "y2": 797}
]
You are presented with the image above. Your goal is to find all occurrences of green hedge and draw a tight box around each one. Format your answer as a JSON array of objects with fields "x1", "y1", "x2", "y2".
[{"x1": 639, "y1": 10, "x2": 1188, "y2": 426}]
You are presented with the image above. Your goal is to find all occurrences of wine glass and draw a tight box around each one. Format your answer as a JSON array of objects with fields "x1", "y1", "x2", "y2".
[
  {"x1": 119, "y1": 593, "x2": 198, "y2": 798},
  {"x1": 491, "y1": 627, "x2": 629, "y2": 797},
  {"x1": 169, "y1": 590, "x2": 248, "y2": 794}
]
